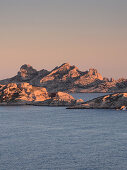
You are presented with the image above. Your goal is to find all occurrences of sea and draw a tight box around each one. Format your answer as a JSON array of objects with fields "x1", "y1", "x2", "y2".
[{"x1": 0, "y1": 93, "x2": 127, "y2": 170}]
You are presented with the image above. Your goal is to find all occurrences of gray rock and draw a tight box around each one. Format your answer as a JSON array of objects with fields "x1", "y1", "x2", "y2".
[{"x1": 67, "y1": 93, "x2": 127, "y2": 109}]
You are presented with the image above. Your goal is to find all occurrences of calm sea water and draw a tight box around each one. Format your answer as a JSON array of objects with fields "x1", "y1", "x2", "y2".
[
  {"x1": 71, "y1": 92, "x2": 111, "y2": 101},
  {"x1": 0, "y1": 93, "x2": 127, "y2": 170}
]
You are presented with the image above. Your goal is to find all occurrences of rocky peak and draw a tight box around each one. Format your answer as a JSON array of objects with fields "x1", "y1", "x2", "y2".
[
  {"x1": 17, "y1": 64, "x2": 38, "y2": 81},
  {"x1": 53, "y1": 63, "x2": 71, "y2": 73},
  {"x1": 88, "y1": 68, "x2": 103, "y2": 80},
  {"x1": 52, "y1": 63, "x2": 79, "y2": 76},
  {"x1": 59, "y1": 63, "x2": 79, "y2": 71},
  {"x1": 59, "y1": 63, "x2": 71, "y2": 69},
  {"x1": 88, "y1": 68, "x2": 98, "y2": 75}
]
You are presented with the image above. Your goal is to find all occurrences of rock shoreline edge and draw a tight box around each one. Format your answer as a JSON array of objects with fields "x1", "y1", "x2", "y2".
[{"x1": 67, "y1": 93, "x2": 127, "y2": 110}]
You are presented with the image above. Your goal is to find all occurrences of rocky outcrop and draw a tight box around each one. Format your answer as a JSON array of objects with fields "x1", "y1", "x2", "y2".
[
  {"x1": 0, "y1": 63, "x2": 127, "y2": 93},
  {"x1": 67, "y1": 93, "x2": 127, "y2": 109},
  {"x1": 40, "y1": 63, "x2": 81, "y2": 92},
  {"x1": 0, "y1": 64, "x2": 49, "y2": 85},
  {"x1": 17, "y1": 64, "x2": 38, "y2": 81},
  {"x1": 0, "y1": 83, "x2": 50, "y2": 105},
  {"x1": 34, "y1": 91, "x2": 81, "y2": 106},
  {"x1": 0, "y1": 83, "x2": 80, "y2": 106}
]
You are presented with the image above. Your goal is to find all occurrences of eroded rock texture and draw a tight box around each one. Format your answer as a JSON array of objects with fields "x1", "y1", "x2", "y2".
[
  {"x1": 0, "y1": 83, "x2": 81, "y2": 106},
  {"x1": 0, "y1": 63, "x2": 127, "y2": 93},
  {"x1": 68, "y1": 93, "x2": 127, "y2": 109}
]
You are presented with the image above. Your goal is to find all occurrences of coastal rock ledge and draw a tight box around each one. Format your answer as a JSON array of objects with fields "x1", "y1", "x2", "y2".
[
  {"x1": 0, "y1": 83, "x2": 83, "y2": 106},
  {"x1": 67, "y1": 93, "x2": 127, "y2": 109}
]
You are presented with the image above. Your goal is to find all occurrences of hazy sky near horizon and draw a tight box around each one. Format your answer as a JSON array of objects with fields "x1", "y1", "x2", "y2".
[{"x1": 0, "y1": 0, "x2": 127, "y2": 79}]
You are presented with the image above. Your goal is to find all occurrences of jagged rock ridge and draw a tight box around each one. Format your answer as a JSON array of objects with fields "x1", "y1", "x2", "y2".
[{"x1": 0, "y1": 63, "x2": 127, "y2": 93}]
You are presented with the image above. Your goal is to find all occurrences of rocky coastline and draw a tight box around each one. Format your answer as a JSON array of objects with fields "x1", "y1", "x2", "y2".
[
  {"x1": 0, "y1": 82, "x2": 83, "y2": 106},
  {"x1": 67, "y1": 93, "x2": 127, "y2": 110}
]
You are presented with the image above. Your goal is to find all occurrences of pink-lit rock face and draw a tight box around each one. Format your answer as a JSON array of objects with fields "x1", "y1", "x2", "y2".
[
  {"x1": 34, "y1": 91, "x2": 81, "y2": 106},
  {"x1": 0, "y1": 83, "x2": 50, "y2": 104},
  {"x1": 0, "y1": 82, "x2": 80, "y2": 106},
  {"x1": 40, "y1": 63, "x2": 80, "y2": 83},
  {"x1": 49, "y1": 91, "x2": 76, "y2": 105},
  {"x1": 0, "y1": 63, "x2": 127, "y2": 93}
]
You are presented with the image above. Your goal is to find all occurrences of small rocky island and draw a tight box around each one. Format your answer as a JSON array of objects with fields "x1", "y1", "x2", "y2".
[{"x1": 0, "y1": 82, "x2": 83, "y2": 106}]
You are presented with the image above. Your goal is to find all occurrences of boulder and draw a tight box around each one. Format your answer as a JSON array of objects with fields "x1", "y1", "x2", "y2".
[
  {"x1": 76, "y1": 99, "x2": 84, "y2": 104},
  {"x1": 120, "y1": 106, "x2": 126, "y2": 110}
]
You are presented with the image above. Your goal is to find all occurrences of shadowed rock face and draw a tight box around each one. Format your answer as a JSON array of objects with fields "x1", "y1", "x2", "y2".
[
  {"x1": 68, "y1": 93, "x2": 127, "y2": 109},
  {"x1": 0, "y1": 83, "x2": 81, "y2": 106},
  {"x1": 17, "y1": 64, "x2": 38, "y2": 81},
  {"x1": 0, "y1": 63, "x2": 127, "y2": 93},
  {"x1": 0, "y1": 64, "x2": 49, "y2": 85}
]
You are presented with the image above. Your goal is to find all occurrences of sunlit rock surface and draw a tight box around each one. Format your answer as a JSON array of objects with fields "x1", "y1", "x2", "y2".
[
  {"x1": 0, "y1": 83, "x2": 80, "y2": 106},
  {"x1": 0, "y1": 83, "x2": 50, "y2": 105},
  {"x1": 0, "y1": 63, "x2": 127, "y2": 93},
  {"x1": 34, "y1": 91, "x2": 83, "y2": 106}
]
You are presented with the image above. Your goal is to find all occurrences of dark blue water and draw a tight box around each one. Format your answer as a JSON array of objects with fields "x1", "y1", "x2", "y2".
[
  {"x1": 71, "y1": 92, "x2": 111, "y2": 101},
  {"x1": 0, "y1": 93, "x2": 127, "y2": 170}
]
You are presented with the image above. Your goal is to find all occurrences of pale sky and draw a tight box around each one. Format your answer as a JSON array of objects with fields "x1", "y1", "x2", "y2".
[{"x1": 0, "y1": 0, "x2": 127, "y2": 79}]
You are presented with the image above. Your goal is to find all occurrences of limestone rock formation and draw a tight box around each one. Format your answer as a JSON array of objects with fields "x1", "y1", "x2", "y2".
[
  {"x1": 68, "y1": 93, "x2": 127, "y2": 109},
  {"x1": 0, "y1": 83, "x2": 50, "y2": 105},
  {"x1": 34, "y1": 91, "x2": 84, "y2": 106},
  {"x1": 0, "y1": 83, "x2": 80, "y2": 106},
  {"x1": 0, "y1": 64, "x2": 49, "y2": 85},
  {"x1": 73, "y1": 68, "x2": 103, "y2": 92},
  {"x1": 40, "y1": 63, "x2": 81, "y2": 92},
  {"x1": 0, "y1": 63, "x2": 127, "y2": 93}
]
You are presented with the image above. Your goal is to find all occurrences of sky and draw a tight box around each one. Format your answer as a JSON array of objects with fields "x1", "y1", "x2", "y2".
[{"x1": 0, "y1": 0, "x2": 127, "y2": 79}]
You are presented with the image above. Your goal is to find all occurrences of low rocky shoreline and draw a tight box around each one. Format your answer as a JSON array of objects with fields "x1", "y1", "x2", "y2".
[
  {"x1": 0, "y1": 82, "x2": 127, "y2": 109},
  {"x1": 0, "y1": 82, "x2": 83, "y2": 107},
  {"x1": 67, "y1": 93, "x2": 127, "y2": 110}
]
